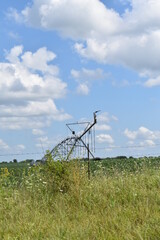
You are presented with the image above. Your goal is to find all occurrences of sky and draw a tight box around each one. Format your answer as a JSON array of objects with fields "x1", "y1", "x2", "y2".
[{"x1": 1, "y1": 0, "x2": 160, "y2": 161}]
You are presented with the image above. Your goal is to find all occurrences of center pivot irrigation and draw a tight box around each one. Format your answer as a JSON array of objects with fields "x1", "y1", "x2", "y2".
[{"x1": 42, "y1": 111, "x2": 100, "y2": 161}]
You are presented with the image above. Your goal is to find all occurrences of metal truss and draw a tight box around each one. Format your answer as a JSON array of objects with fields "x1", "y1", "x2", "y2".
[{"x1": 42, "y1": 111, "x2": 99, "y2": 161}]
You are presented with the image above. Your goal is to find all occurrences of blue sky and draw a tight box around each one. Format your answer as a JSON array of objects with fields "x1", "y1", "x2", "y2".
[{"x1": 1, "y1": 0, "x2": 160, "y2": 161}]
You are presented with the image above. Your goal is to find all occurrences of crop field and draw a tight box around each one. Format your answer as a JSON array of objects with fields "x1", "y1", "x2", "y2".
[
  {"x1": 0, "y1": 161, "x2": 29, "y2": 174},
  {"x1": 0, "y1": 156, "x2": 160, "y2": 240}
]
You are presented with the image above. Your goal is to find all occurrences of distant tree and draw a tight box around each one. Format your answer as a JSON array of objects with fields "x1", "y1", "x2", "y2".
[
  {"x1": 13, "y1": 159, "x2": 17, "y2": 163},
  {"x1": 93, "y1": 157, "x2": 101, "y2": 161},
  {"x1": 36, "y1": 160, "x2": 42, "y2": 163},
  {"x1": 116, "y1": 156, "x2": 127, "y2": 160},
  {"x1": 26, "y1": 159, "x2": 34, "y2": 163}
]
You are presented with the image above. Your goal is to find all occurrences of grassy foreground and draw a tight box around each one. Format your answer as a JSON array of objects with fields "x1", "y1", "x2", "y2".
[{"x1": 0, "y1": 158, "x2": 160, "y2": 240}]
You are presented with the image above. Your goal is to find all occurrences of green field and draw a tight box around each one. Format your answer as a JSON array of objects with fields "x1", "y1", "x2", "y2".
[
  {"x1": 0, "y1": 161, "x2": 29, "y2": 173},
  {"x1": 0, "y1": 157, "x2": 160, "y2": 239}
]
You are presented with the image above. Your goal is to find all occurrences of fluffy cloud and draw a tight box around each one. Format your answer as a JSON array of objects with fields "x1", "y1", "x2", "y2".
[
  {"x1": 0, "y1": 140, "x2": 26, "y2": 152},
  {"x1": 76, "y1": 83, "x2": 89, "y2": 95},
  {"x1": 94, "y1": 112, "x2": 118, "y2": 134},
  {"x1": 0, "y1": 139, "x2": 9, "y2": 150},
  {"x1": 144, "y1": 76, "x2": 160, "y2": 87},
  {"x1": 0, "y1": 45, "x2": 71, "y2": 129},
  {"x1": 96, "y1": 112, "x2": 117, "y2": 144},
  {"x1": 96, "y1": 134, "x2": 114, "y2": 144},
  {"x1": 36, "y1": 136, "x2": 52, "y2": 149},
  {"x1": 98, "y1": 112, "x2": 118, "y2": 123},
  {"x1": 32, "y1": 129, "x2": 45, "y2": 136},
  {"x1": 124, "y1": 126, "x2": 160, "y2": 147},
  {"x1": 124, "y1": 126, "x2": 160, "y2": 140},
  {"x1": 17, "y1": 0, "x2": 121, "y2": 39},
  {"x1": 71, "y1": 68, "x2": 105, "y2": 95},
  {"x1": 96, "y1": 124, "x2": 111, "y2": 131},
  {"x1": 12, "y1": 0, "x2": 160, "y2": 86},
  {"x1": 16, "y1": 144, "x2": 26, "y2": 150},
  {"x1": 35, "y1": 135, "x2": 62, "y2": 149},
  {"x1": 139, "y1": 140, "x2": 155, "y2": 147}
]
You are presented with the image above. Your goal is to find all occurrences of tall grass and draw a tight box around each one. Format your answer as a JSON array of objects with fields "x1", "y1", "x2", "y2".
[{"x1": 0, "y1": 157, "x2": 160, "y2": 240}]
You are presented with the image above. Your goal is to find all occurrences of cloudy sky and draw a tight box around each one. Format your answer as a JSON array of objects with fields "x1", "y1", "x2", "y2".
[{"x1": 1, "y1": 0, "x2": 160, "y2": 161}]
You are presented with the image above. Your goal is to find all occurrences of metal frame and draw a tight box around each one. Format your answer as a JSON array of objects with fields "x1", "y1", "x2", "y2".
[{"x1": 42, "y1": 111, "x2": 99, "y2": 161}]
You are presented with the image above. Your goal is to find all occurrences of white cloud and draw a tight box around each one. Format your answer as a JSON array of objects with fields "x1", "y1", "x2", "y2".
[
  {"x1": 7, "y1": 8, "x2": 23, "y2": 23},
  {"x1": 124, "y1": 128, "x2": 137, "y2": 140},
  {"x1": 98, "y1": 112, "x2": 110, "y2": 123},
  {"x1": 140, "y1": 140, "x2": 155, "y2": 147},
  {"x1": 71, "y1": 68, "x2": 105, "y2": 95},
  {"x1": 32, "y1": 129, "x2": 45, "y2": 136},
  {"x1": 98, "y1": 112, "x2": 118, "y2": 123},
  {"x1": 0, "y1": 139, "x2": 9, "y2": 150},
  {"x1": 96, "y1": 134, "x2": 114, "y2": 144},
  {"x1": 76, "y1": 83, "x2": 89, "y2": 95},
  {"x1": 6, "y1": 45, "x2": 23, "y2": 63},
  {"x1": 21, "y1": 47, "x2": 58, "y2": 75},
  {"x1": 124, "y1": 126, "x2": 160, "y2": 142},
  {"x1": 75, "y1": 39, "x2": 109, "y2": 63},
  {"x1": 17, "y1": 144, "x2": 26, "y2": 150},
  {"x1": 36, "y1": 136, "x2": 56, "y2": 150},
  {"x1": 11, "y1": 0, "x2": 160, "y2": 85},
  {"x1": 17, "y1": 0, "x2": 121, "y2": 39},
  {"x1": 0, "y1": 117, "x2": 48, "y2": 130},
  {"x1": 0, "y1": 45, "x2": 71, "y2": 130},
  {"x1": 144, "y1": 76, "x2": 160, "y2": 87},
  {"x1": 96, "y1": 124, "x2": 111, "y2": 131},
  {"x1": 111, "y1": 115, "x2": 118, "y2": 121},
  {"x1": 71, "y1": 68, "x2": 105, "y2": 81},
  {"x1": 75, "y1": 31, "x2": 160, "y2": 74}
]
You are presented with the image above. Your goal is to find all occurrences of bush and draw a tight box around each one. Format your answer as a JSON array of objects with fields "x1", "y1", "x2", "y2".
[
  {"x1": 16, "y1": 151, "x2": 86, "y2": 196},
  {"x1": 40, "y1": 151, "x2": 73, "y2": 194}
]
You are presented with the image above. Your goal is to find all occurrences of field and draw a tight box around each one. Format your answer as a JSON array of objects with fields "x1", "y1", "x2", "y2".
[{"x1": 0, "y1": 156, "x2": 160, "y2": 240}]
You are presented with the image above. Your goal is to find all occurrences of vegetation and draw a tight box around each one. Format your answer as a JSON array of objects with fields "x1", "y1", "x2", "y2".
[
  {"x1": 90, "y1": 156, "x2": 160, "y2": 175},
  {"x1": 0, "y1": 155, "x2": 160, "y2": 239}
]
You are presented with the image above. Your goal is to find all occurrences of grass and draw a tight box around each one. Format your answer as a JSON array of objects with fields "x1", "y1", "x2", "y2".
[
  {"x1": 89, "y1": 157, "x2": 160, "y2": 174},
  {"x1": 0, "y1": 157, "x2": 160, "y2": 239},
  {"x1": 0, "y1": 161, "x2": 29, "y2": 178}
]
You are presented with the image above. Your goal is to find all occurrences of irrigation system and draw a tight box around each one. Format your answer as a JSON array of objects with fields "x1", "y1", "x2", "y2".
[{"x1": 42, "y1": 111, "x2": 100, "y2": 162}]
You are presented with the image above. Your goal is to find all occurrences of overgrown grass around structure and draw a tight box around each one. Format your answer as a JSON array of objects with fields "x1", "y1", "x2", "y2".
[{"x1": 0, "y1": 157, "x2": 160, "y2": 239}]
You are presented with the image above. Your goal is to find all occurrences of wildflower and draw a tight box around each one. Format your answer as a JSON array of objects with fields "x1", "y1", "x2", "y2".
[{"x1": 1, "y1": 167, "x2": 10, "y2": 177}]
